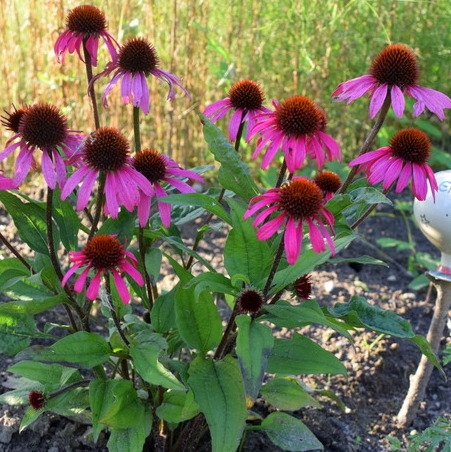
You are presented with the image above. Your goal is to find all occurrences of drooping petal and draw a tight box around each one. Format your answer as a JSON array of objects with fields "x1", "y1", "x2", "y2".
[
  {"x1": 74, "y1": 266, "x2": 91, "y2": 293},
  {"x1": 41, "y1": 149, "x2": 57, "y2": 189},
  {"x1": 154, "y1": 183, "x2": 171, "y2": 227},
  {"x1": 61, "y1": 165, "x2": 91, "y2": 200},
  {"x1": 390, "y1": 85, "x2": 405, "y2": 118},
  {"x1": 407, "y1": 85, "x2": 451, "y2": 120},
  {"x1": 137, "y1": 192, "x2": 152, "y2": 227},
  {"x1": 86, "y1": 271, "x2": 102, "y2": 300},
  {"x1": 256, "y1": 214, "x2": 285, "y2": 240},
  {"x1": 112, "y1": 270, "x2": 130, "y2": 304},
  {"x1": 284, "y1": 217, "x2": 302, "y2": 265},
  {"x1": 77, "y1": 168, "x2": 98, "y2": 211},
  {"x1": 411, "y1": 163, "x2": 428, "y2": 200},
  {"x1": 369, "y1": 84, "x2": 388, "y2": 119},
  {"x1": 395, "y1": 162, "x2": 412, "y2": 193},
  {"x1": 203, "y1": 98, "x2": 231, "y2": 118},
  {"x1": 349, "y1": 147, "x2": 391, "y2": 166}
]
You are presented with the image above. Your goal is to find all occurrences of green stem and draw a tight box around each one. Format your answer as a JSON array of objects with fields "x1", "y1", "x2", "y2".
[
  {"x1": 88, "y1": 171, "x2": 106, "y2": 240},
  {"x1": 133, "y1": 106, "x2": 141, "y2": 152},
  {"x1": 82, "y1": 40, "x2": 100, "y2": 130},
  {"x1": 338, "y1": 93, "x2": 392, "y2": 194},
  {"x1": 263, "y1": 233, "x2": 285, "y2": 301},
  {"x1": 0, "y1": 230, "x2": 32, "y2": 271},
  {"x1": 105, "y1": 275, "x2": 130, "y2": 347}
]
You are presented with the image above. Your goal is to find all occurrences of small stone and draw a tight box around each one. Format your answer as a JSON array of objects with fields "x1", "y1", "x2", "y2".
[
  {"x1": 390, "y1": 343, "x2": 399, "y2": 350},
  {"x1": 387, "y1": 275, "x2": 397, "y2": 282},
  {"x1": 324, "y1": 280, "x2": 335, "y2": 292}
]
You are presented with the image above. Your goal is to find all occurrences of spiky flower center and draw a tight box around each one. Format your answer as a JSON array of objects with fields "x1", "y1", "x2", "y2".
[
  {"x1": 389, "y1": 129, "x2": 431, "y2": 164},
  {"x1": 237, "y1": 289, "x2": 264, "y2": 314},
  {"x1": 29, "y1": 391, "x2": 45, "y2": 411},
  {"x1": 84, "y1": 235, "x2": 123, "y2": 270},
  {"x1": 294, "y1": 274, "x2": 313, "y2": 300},
  {"x1": 19, "y1": 103, "x2": 67, "y2": 148},
  {"x1": 276, "y1": 96, "x2": 326, "y2": 137},
  {"x1": 118, "y1": 38, "x2": 159, "y2": 74},
  {"x1": 83, "y1": 127, "x2": 129, "y2": 171},
  {"x1": 67, "y1": 5, "x2": 107, "y2": 34},
  {"x1": 1, "y1": 106, "x2": 28, "y2": 133},
  {"x1": 229, "y1": 80, "x2": 264, "y2": 111},
  {"x1": 279, "y1": 178, "x2": 323, "y2": 219},
  {"x1": 370, "y1": 44, "x2": 419, "y2": 87},
  {"x1": 133, "y1": 149, "x2": 167, "y2": 183},
  {"x1": 314, "y1": 171, "x2": 341, "y2": 194}
]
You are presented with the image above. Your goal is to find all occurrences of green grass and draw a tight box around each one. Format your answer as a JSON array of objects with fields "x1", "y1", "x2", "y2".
[{"x1": 1, "y1": 0, "x2": 450, "y2": 170}]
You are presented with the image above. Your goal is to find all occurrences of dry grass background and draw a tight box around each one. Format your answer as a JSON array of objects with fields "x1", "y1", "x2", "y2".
[{"x1": 0, "y1": 0, "x2": 450, "y2": 171}]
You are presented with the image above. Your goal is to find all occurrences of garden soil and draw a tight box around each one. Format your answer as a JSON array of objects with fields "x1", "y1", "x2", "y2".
[{"x1": 1, "y1": 195, "x2": 450, "y2": 452}]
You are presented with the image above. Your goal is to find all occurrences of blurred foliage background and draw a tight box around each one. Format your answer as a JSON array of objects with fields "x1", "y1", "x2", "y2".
[{"x1": 0, "y1": 0, "x2": 450, "y2": 171}]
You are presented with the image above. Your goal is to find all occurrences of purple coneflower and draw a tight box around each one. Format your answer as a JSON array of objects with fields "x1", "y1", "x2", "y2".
[
  {"x1": 332, "y1": 44, "x2": 451, "y2": 120},
  {"x1": 0, "y1": 104, "x2": 84, "y2": 189},
  {"x1": 132, "y1": 149, "x2": 204, "y2": 227},
  {"x1": 349, "y1": 129, "x2": 437, "y2": 201},
  {"x1": 313, "y1": 170, "x2": 342, "y2": 201},
  {"x1": 61, "y1": 127, "x2": 152, "y2": 217},
  {"x1": 244, "y1": 177, "x2": 336, "y2": 265},
  {"x1": 62, "y1": 234, "x2": 143, "y2": 304},
  {"x1": 249, "y1": 96, "x2": 340, "y2": 173},
  {"x1": 203, "y1": 80, "x2": 270, "y2": 142},
  {"x1": 95, "y1": 37, "x2": 190, "y2": 114},
  {"x1": 54, "y1": 5, "x2": 119, "y2": 66}
]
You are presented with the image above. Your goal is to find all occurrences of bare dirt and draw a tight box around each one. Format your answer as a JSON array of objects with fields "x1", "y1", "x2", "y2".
[{"x1": 1, "y1": 194, "x2": 450, "y2": 452}]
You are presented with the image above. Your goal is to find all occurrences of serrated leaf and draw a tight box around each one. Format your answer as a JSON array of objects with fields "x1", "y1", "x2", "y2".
[
  {"x1": 200, "y1": 113, "x2": 259, "y2": 201},
  {"x1": 188, "y1": 356, "x2": 247, "y2": 452},
  {"x1": 18, "y1": 332, "x2": 110, "y2": 368},
  {"x1": 0, "y1": 191, "x2": 59, "y2": 255},
  {"x1": 156, "y1": 390, "x2": 200, "y2": 423},
  {"x1": 262, "y1": 299, "x2": 352, "y2": 340},
  {"x1": 267, "y1": 334, "x2": 347, "y2": 375},
  {"x1": 130, "y1": 344, "x2": 184, "y2": 390},
  {"x1": 97, "y1": 208, "x2": 136, "y2": 242},
  {"x1": 224, "y1": 198, "x2": 273, "y2": 284},
  {"x1": 160, "y1": 193, "x2": 231, "y2": 224},
  {"x1": 260, "y1": 378, "x2": 320, "y2": 411},
  {"x1": 7, "y1": 361, "x2": 81, "y2": 385},
  {"x1": 0, "y1": 312, "x2": 35, "y2": 356},
  {"x1": 349, "y1": 186, "x2": 393, "y2": 205},
  {"x1": 175, "y1": 285, "x2": 222, "y2": 354},
  {"x1": 260, "y1": 412, "x2": 323, "y2": 451},
  {"x1": 236, "y1": 315, "x2": 274, "y2": 400}
]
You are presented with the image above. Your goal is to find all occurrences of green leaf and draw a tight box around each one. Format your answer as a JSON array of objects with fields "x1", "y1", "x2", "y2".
[
  {"x1": 19, "y1": 332, "x2": 110, "y2": 368},
  {"x1": 165, "y1": 236, "x2": 216, "y2": 271},
  {"x1": 349, "y1": 186, "x2": 393, "y2": 205},
  {"x1": 0, "y1": 294, "x2": 68, "y2": 315},
  {"x1": 411, "y1": 335, "x2": 445, "y2": 377},
  {"x1": 175, "y1": 285, "x2": 222, "y2": 354},
  {"x1": 260, "y1": 378, "x2": 320, "y2": 411},
  {"x1": 224, "y1": 198, "x2": 273, "y2": 284},
  {"x1": 0, "y1": 258, "x2": 30, "y2": 290},
  {"x1": 269, "y1": 234, "x2": 356, "y2": 294},
  {"x1": 51, "y1": 188, "x2": 80, "y2": 251},
  {"x1": 97, "y1": 208, "x2": 136, "y2": 242},
  {"x1": 130, "y1": 344, "x2": 184, "y2": 390},
  {"x1": 328, "y1": 296, "x2": 415, "y2": 338},
  {"x1": 188, "y1": 356, "x2": 247, "y2": 452},
  {"x1": 107, "y1": 407, "x2": 151, "y2": 452},
  {"x1": 267, "y1": 334, "x2": 347, "y2": 375},
  {"x1": 328, "y1": 255, "x2": 388, "y2": 267},
  {"x1": 376, "y1": 237, "x2": 413, "y2": 251},
  {"x1": 161, "y1": 193, "x2": 231, "y2": 224},
  {"x1": 156, "y1": 390, "x2": 200, "y2": 423},
  {"x1": 7, "y1": 361, "x2": 80, "y2": 386},
  {"x1": 262, "y1": 299, "x2": 352, "y2": 340},
  {"x1": 259, "y1": 412, "x2": 323, "y2": 451},
  {"x1": 235, "y1": 315, "x2": 274, "y2": 400},
  {"x1": 184, "y1": 272, "x2": 238, "y2": 298},
  {"x1": 0, "y1": 191, "x2": 59, "y2": 255},
  {"x1": 144, "y1": 247, "x2": 162, "y2": 280},
  {"x1": 0, "y1": 312, "x2": 35, "y2": 356},
  {"x1": 200, "y1": 113, "x2": 259, "y2": 201},
  {"x1": 152, "y1": 287, "x2": 178, "y2": 333}
]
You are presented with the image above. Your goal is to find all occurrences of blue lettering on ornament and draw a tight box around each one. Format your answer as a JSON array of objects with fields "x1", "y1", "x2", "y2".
[
  {"x1": 420, "y1": 214, "x2": 430, "y2": 225},
  {"x1": 438, "y1": 181, "x2": 451, "y2": 193}
]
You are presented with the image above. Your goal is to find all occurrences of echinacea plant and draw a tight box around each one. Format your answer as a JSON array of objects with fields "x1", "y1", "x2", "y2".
[{"x1": 0, "y1": 6, "x2": 447, "y2": 452}]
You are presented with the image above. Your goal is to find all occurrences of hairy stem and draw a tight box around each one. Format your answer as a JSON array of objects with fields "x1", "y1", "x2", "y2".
[
  {"x1": 133, "y1": 106, "x2": 142, "y2": 152},
  {"x1": 338, "y1": 93, "x2": 392, "y2": 194},
  {"x1": 88, "y1": 171, "x2": 106, "y2": 240},
  {"x1": 351, "y1": 185, "x2": 393, "y2": 229},
  {"x1": 0, "y1": 230, "x2": 32, "y2": 271},
  {"x1": 82, "y1": 40, "x2": 100, "y2": 130},
  {"x1": 105, "y1": 275, "x2": 130, "y2": 347},
  {"x1": 263, "y1": 234, "x2": 285, "y2": 301}
]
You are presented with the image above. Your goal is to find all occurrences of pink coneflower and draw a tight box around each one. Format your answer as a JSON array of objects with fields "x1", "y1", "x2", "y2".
[
  {"x1": 61, "y1": 127, "x2": 152, "y2": 217},
  {"x1": 349, "y1": 129, "x2": 437, "y2": 201},
  {"x1": 332, "y1": 44, "x2": 451, "y2": 120},
  {"x1": 244, "y1": 177, "x2": 336, "y2": 265},
  {"x1": 203, "y1": 80, "x2": 270, "y2": 141},
  {"x1": 0, "y1": 171, "x2": 17, "y2": 190},
  {"x1": 0, "y1": 104, "x2": 84, "y2": 189},
  {"x1": 95, "y1": 37, "x2": 190, "y2": 114},
  {"x1": 54, "y1": 5, "x2": 119, "y2": 66},
  {"x1": 62, "y1": 235, "x2": 143, "y2": 304},
  {"x1": 249, "y1": 96, "x2": 341, "y2": 173},
  {"x1": 313, "y1": 170, "x2": 342, "y2": 201},
  {"x1": 132, "y1": 149, "x2": 204, "y2": 227}
]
